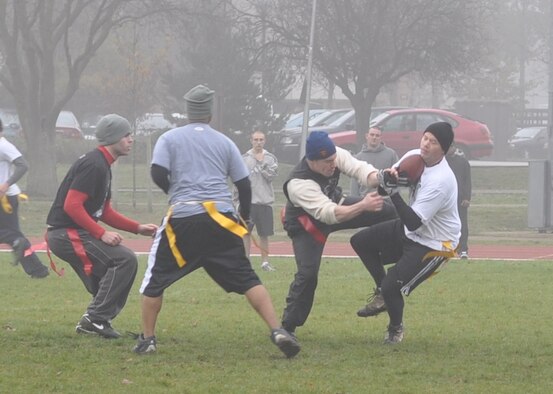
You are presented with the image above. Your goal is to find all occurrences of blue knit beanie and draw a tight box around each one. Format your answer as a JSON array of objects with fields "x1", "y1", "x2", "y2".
[{"x1": 306, "y1": 131, "x2": 336, "y2": 160}]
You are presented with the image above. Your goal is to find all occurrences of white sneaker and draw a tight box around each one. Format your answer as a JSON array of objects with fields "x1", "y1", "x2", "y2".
[
  {"x1": 459, "y1": 251, "x2": 469, "y2": 260},
  {"x1": 261, "y1": 261, "x2": 276, "y2": 272}
]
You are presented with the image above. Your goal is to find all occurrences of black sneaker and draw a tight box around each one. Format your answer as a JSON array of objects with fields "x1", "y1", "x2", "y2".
[
  {"x1": 133, "y1": 334, "x2": 157, "y2": 354},
  {"x1": 30, "y1": 267, "x2": 49, "y2": 279},
  {"x1": 75, "y1": 314, "x2": 121, "y2": 339},
  {"x1": 271, "y1": 328, "x2": 301, "y2": 358},
  {"x1": 384, "y1": 323, "x2": 404, "y2": 344},
  {"x1": 357, "y1": 287, "x2": 387, "y2": 317}
]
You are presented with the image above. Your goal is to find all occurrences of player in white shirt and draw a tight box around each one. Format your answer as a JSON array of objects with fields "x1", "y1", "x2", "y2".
[
  {"x1": 0, "y1": 119, "x2": 49, "y2": 278},
  {"x1": 351, "y1": 122, "x2": 461, "y2": 344}
]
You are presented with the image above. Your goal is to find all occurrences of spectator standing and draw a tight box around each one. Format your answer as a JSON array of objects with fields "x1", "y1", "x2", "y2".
[
  {"x1": 0, "y1": 119, "x2": 49, "y2": 278},
  {"x1": 351, "y1": 122, "x2": 461, "y2": 344},
  {"x1": 351, "y1": 126, "x2": 398, "y2": 197},
  {"x1": 46, "y1": 114, "x2": 158, "y2": 339},
  {"x1": 242, "y1": 130, "x2": 278, "y2": 272},
  {"x1": 134, "y1": 85, "x2": 300, "y2": 358},
  {"x1": 446, "y1": 143, "x2": 472, "y2": 259},
  {"x1": 281, "y1": 131, "x2": 397, "y2": 338}
]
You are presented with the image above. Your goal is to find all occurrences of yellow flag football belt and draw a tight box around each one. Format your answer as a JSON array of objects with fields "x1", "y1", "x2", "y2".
[
  {"x1": 1, "y1": 194, "x2": 28, "y2": 214},
  {"x1": 164, "y1": 201, "x2": 248, "y2": 268}
]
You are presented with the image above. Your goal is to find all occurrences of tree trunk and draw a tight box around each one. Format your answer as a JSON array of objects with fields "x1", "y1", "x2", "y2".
[
  {"x1": 24, "y1": 129, "x2": 58, "y2": 199},
  {"x1": 351, "y1": 98, "x2": 371, "y2": 148}
]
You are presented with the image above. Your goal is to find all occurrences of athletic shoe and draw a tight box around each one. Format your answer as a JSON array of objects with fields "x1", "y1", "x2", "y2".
[
  {"x1": 75, "y1": 314, "x2": 121, "y2": 339},
  {"x1": 271, "y1": 328, "x2": 301, "y2": 358},
  {"x1": 30, "y1": 267, "x2": 49, "y2": 279},
  {"x1": 384, "y1": 323, "x2": 404, "y2": 344},
  {"x1": 261, "y1": 261, "x2": 276, "y2": 272},
  {"x1": 357, "y1": 288, "x2": 387, "y2": 317},
  {"x1": 459, "y1": 251, "x2": 469, "y2": 260},
  {"x1": 133, "y1": 334, "x2": 157, "y2": 354}
]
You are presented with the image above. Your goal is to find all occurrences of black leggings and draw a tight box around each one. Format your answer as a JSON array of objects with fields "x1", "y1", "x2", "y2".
[{"x1": 351, "y1": 218, "x2": 439, "y2": 326}]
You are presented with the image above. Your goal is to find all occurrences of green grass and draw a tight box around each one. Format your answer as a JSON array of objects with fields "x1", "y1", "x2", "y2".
[{"x1": 2, "y1": 254, "x2": 553, "y2": 393}]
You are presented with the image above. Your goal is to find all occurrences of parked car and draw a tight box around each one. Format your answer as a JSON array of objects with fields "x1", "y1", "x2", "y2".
[
  {"x1": 135, "y1": 113, "x2": 176, "y2": 136},
  {"x1": 0, "y1": 108, "x2": 22, "y2": 137},
  {"x1": 508, "y1": 126, "x2": 548, "y2": 159},
  {"x1": 272, "y1": 108, "x2": 353, "y2": 163},
  {"x1": 274, "y1": 106, "x2": 407, "y2": 163},
  {"x1": 56, "y1": 110, "x2": 83, "y2": 139},
  {"x1": 284, "y1": 109, "x2": 328, "y2": 129},
  {"x1": 329, "y1": 108, "x2": 494, "y2": 159}
]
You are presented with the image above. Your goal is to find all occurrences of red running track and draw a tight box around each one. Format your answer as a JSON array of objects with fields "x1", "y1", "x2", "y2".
[{"x1": 4, "y1": 237, "x2": 552, "y2": 261}]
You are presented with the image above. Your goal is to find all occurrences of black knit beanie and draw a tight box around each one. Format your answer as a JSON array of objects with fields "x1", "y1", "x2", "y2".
[{"x1": 424, "y1": 122, "x2": 454, "y2": 153}]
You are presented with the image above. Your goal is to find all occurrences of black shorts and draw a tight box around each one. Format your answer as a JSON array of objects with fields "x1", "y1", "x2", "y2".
[
  {"x1": 140, "y1": 212, "x2": 261, "y2": 297},
  {"x1": 250, "y1": 204, "x2": 274, "y2": 237}
]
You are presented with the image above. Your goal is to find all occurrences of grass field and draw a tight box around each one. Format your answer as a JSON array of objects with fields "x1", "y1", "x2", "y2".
[{"x1": 2, "y1": 254, "x2": 553, "y2": 393}]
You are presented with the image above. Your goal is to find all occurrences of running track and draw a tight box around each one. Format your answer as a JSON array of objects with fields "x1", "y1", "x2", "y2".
[{"x1": 4, "y1": 237, "x2": 552, "y2": 261}]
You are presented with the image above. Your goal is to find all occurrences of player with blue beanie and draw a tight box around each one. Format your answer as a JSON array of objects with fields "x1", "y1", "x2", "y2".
[{"x1": 280, "y1": 131, "x2": 397, "y2": 339}]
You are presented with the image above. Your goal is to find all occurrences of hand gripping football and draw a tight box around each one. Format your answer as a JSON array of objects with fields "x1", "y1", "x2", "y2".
[{"x1": 396, "y1": 154, "x2": 425, "y2": 186}]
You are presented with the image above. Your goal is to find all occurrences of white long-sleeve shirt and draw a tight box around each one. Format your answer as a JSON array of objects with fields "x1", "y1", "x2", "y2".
[{"x1": 286, "y1": 147, "x2": 377, "y2": 224}]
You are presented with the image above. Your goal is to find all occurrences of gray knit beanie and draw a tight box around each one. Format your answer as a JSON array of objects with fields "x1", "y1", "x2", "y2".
[
  {"x1": 184, "y1": 84, "x2": 214, "y2": 121},
  {"x1": 95, "y1": 114, "x2": 131, "y2": 146}
]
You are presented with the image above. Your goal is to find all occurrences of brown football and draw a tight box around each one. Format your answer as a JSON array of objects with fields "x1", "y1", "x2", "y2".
[{"x1": 396, "y1": 154, "x2": 425, "y2": 184}]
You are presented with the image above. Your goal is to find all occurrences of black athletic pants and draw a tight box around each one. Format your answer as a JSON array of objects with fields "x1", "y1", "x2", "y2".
[
  {"x1": 0, "y1": 195, "x2": 48, "y2": 277},
  {"x1": 351, "y1": 218, "x2": 446, "y2": 327},
  {"x1": 281, "y1": 202, "x2": 396, "y2": 332}
]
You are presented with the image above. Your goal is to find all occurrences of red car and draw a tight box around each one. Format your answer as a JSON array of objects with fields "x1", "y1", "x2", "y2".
[{"x1": 330, "y1": 108, "x2": 493, "y2": 159}]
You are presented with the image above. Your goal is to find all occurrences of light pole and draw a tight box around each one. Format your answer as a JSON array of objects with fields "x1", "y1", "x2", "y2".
[
  {"x1": 547, "y1": 0, "x2": 553, "y2": 227},
  {"x1": 298, "y1": 0, "x2": 318, "y2": 161}
]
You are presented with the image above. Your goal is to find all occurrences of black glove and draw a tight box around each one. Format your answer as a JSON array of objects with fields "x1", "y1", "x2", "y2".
[
  {"x1": 377, "y1": 170, "x2": 398, "y2": 195},
  {"x1": 396, "y1": 171, "x2": 413, "y2": 187}
]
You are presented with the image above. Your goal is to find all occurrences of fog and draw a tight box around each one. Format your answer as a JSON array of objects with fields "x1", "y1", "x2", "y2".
[{"x1": 0, "y1": 0, "x2": 551, "y2": 231}]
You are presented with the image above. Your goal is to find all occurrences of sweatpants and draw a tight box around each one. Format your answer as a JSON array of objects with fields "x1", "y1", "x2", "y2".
[
  {"x1": 46, "y1": 228, "x2": 138, "y2": 322},
  {"x1": 282, "y1": 201, "x2": 397, "y2": 332}
]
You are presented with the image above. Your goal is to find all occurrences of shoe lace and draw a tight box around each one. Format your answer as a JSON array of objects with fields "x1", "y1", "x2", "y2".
[{"x1": 365, "y1": 288, "x2": 380, "y2": 303}]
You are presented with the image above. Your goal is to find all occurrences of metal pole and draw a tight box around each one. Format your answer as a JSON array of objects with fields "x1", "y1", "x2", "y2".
[
  {"x1": 547, "y1": 0, "x2": 553, "y2": 227},
  {"x1": 549, "y1": 0, "x2": 553, "y2": 161},
  {"x1": 299, "y1": 0, "x2": 318, "y2": 161}
]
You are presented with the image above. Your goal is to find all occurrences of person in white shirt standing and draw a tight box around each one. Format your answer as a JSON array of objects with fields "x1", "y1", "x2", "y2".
[
  {"x1": 351, "y1": 122, "x2": 461, "y2": 344},
  {"x1": 0, "y1": 119, "x2": 49, "y2": 278},
  {"x1": 241, "y1": 130, "x2": 278, "y2": 272}
]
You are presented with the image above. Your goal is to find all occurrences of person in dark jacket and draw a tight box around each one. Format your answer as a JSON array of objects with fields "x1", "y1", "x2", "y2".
[
  {"x1": 446, "y1": 143, "x2": 472, "y2": 259},
  {"x1": 281, "y1": 131, "x2": 397, "y2": 339}
]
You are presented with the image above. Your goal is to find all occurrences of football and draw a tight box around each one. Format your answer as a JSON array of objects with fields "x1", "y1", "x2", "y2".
[{"x1": 396, "y1": 154, "x2": 425, "y2": 185}]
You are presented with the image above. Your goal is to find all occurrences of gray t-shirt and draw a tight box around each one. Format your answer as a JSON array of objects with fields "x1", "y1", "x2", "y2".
[{"x1": 152, "y1": 123, "x2": 249, "y2": 218}]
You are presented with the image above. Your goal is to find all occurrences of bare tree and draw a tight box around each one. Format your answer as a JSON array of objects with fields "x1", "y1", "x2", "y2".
[
  {"x1": 259, "y1": 0, "x2": 497, "y2": 146},
  {"x1": 161, "y1": 0, "x2": 297, "y2": 141},
  {"x1": 0, "y1": 0, "x2": 179, "y2": 197}
]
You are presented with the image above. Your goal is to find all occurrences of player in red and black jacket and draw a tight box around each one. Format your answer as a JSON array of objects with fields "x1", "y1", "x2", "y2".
[{"x1": 46, "y1": 114, "x2": 157, "y2": 339}]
